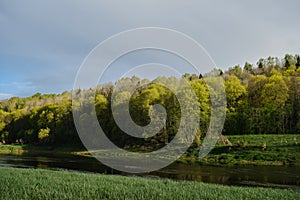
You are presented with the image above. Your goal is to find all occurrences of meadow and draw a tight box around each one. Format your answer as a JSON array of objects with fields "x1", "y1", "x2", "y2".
[
  {"x1": 182, "y1": 134, "x2": 300, "y2": 166},
  {"x1": 0, "y1": 167, "x2": 299, "y2": 200}
]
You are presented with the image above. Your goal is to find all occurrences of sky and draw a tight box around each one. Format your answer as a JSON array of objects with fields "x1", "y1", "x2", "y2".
[{"x1": 0, "y1": 0, "x2": 300, "y2": 99}]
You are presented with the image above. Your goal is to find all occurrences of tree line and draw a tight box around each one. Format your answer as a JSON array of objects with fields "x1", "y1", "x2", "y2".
[{"x1": 0, "y1": 54, "x2": 300, "y2": 148}]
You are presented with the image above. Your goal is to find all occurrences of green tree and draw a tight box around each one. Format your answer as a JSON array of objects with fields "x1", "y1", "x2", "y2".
[
  {"x1": 225, "y1": 75, "x2": 247, "y2": 112},
  {"x1": 38, "y1": 127, "x2": 51, "y2": 144},
  {"x1": 261, "y1": 71, "x2": 288, "y2": 109}
]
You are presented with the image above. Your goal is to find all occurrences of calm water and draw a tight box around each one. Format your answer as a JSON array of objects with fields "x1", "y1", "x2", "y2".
[{"x1": 0, "y1": 153, "x2": 299, "y2": 189}]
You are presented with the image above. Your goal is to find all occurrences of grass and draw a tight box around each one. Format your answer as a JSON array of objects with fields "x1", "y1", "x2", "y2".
[
  {"x1": 0, "y1": 144, "x2": 89, "y2": 156},
  {"x1": 181, "y1": 134, "x2": 300, "y2": 166},
  {"x1": 0, "y1": 144, "x2": 24, "y2": 152},
  {"x1": 0, "y1": 167, "x2": 299, "y2": 200}
]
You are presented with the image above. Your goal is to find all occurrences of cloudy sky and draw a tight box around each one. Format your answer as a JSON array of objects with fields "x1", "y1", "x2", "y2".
[{"x1": 1, "y1": 0, "x2": 299, "y2": 99}]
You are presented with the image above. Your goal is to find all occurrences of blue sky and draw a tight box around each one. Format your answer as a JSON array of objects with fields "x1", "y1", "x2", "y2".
[{"x1": 1, "y1": 0, "x2": 300, "y2": 99}]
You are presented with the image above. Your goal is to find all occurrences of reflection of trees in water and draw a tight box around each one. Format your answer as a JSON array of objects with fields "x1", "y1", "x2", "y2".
[{"x1": 37, "y1": 163, "x2": 49, "y2": 169}]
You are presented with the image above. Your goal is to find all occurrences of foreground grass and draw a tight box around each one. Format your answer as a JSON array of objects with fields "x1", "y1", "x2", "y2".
[{"x1": 0, "y1": 167, "x2": 299, "y2": 200}]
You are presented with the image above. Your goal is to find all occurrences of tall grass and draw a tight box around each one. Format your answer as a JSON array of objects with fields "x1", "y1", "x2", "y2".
[{"x1": 0, "y1": 167, "x2": 299, "y2": 200}]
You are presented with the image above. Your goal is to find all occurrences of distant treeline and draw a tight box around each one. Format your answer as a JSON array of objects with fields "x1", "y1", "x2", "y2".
[{"x1": 1, "y1": 54, "x2": 300, "y2": 147}]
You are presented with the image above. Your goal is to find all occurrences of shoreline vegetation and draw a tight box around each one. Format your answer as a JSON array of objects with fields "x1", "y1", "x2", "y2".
[
  {"x1": 1, "y1": 55, "x2": 300, "y2": 154},
  {"x1": 0, "y1": 167, "x2": 299, "y2": 200},
  {"x1": 1, "y1": 134, "x2": 299, "y2": 167},
  {"x1": 0, "y1": 54, "x2": 300, "y2": 198}
]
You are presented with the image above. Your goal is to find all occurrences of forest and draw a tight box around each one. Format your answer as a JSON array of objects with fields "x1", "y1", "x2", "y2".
[{"x1": 1, "y1": 54, "x2": 300, "y2": 149}]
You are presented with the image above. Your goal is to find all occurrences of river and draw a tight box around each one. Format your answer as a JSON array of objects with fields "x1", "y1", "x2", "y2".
[{"x1": 0, "y1": 153, "x2": 299, "y2": 189}]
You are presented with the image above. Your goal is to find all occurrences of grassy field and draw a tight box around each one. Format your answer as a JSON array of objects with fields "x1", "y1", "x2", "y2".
[
  {"x1": 182, "y1": 134, "x2": 300, "y2": 166},
  {"x1": 0, "y1": 167, "x2": 299, "y2": 200},
  {"x1": 1, "y1": 134, "x2": 300, "y2": 166},
  {"x1": 0, "y1": 144, "x2": 88, "y2": 156}
]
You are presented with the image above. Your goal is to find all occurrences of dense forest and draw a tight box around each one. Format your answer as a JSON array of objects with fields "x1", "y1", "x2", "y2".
[{"x1": 1, "y1": 54, "x2": 300, "y2": 148}]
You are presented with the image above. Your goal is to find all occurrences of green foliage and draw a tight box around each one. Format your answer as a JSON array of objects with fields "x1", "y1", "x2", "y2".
[
  {"x1": 261, "y1": 72, "x2": 288, "y2": 109},
  {"x1": 1, "y1": 54, "x2": 300, "y2": 149},
  {"x1": 38, "y1": 127, "x2": 51, "y2": 144},
  {"x1": 204, "y1": 134, "x2": 300, "y2": 165},
  {"x1": 0, "y1": 167, "x2": 299, "y2": 200},
  {"x1": 225, "y1": 75, "x2": 246, "y2": 112}
]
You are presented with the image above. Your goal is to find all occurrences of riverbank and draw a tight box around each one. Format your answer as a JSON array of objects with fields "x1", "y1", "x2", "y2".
[
  {"x1": 181, "y1": 134, "x2": 300, "y2": 166},
  {"x1": 0, "y1": 167, "x2": 299, "y2": 200},
  {"x1": 0, "y1": 144, "x2": 87, "y2": 156},
  {"x1": 0, "y1": 134, "x2": 299, "y2": 166}
]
